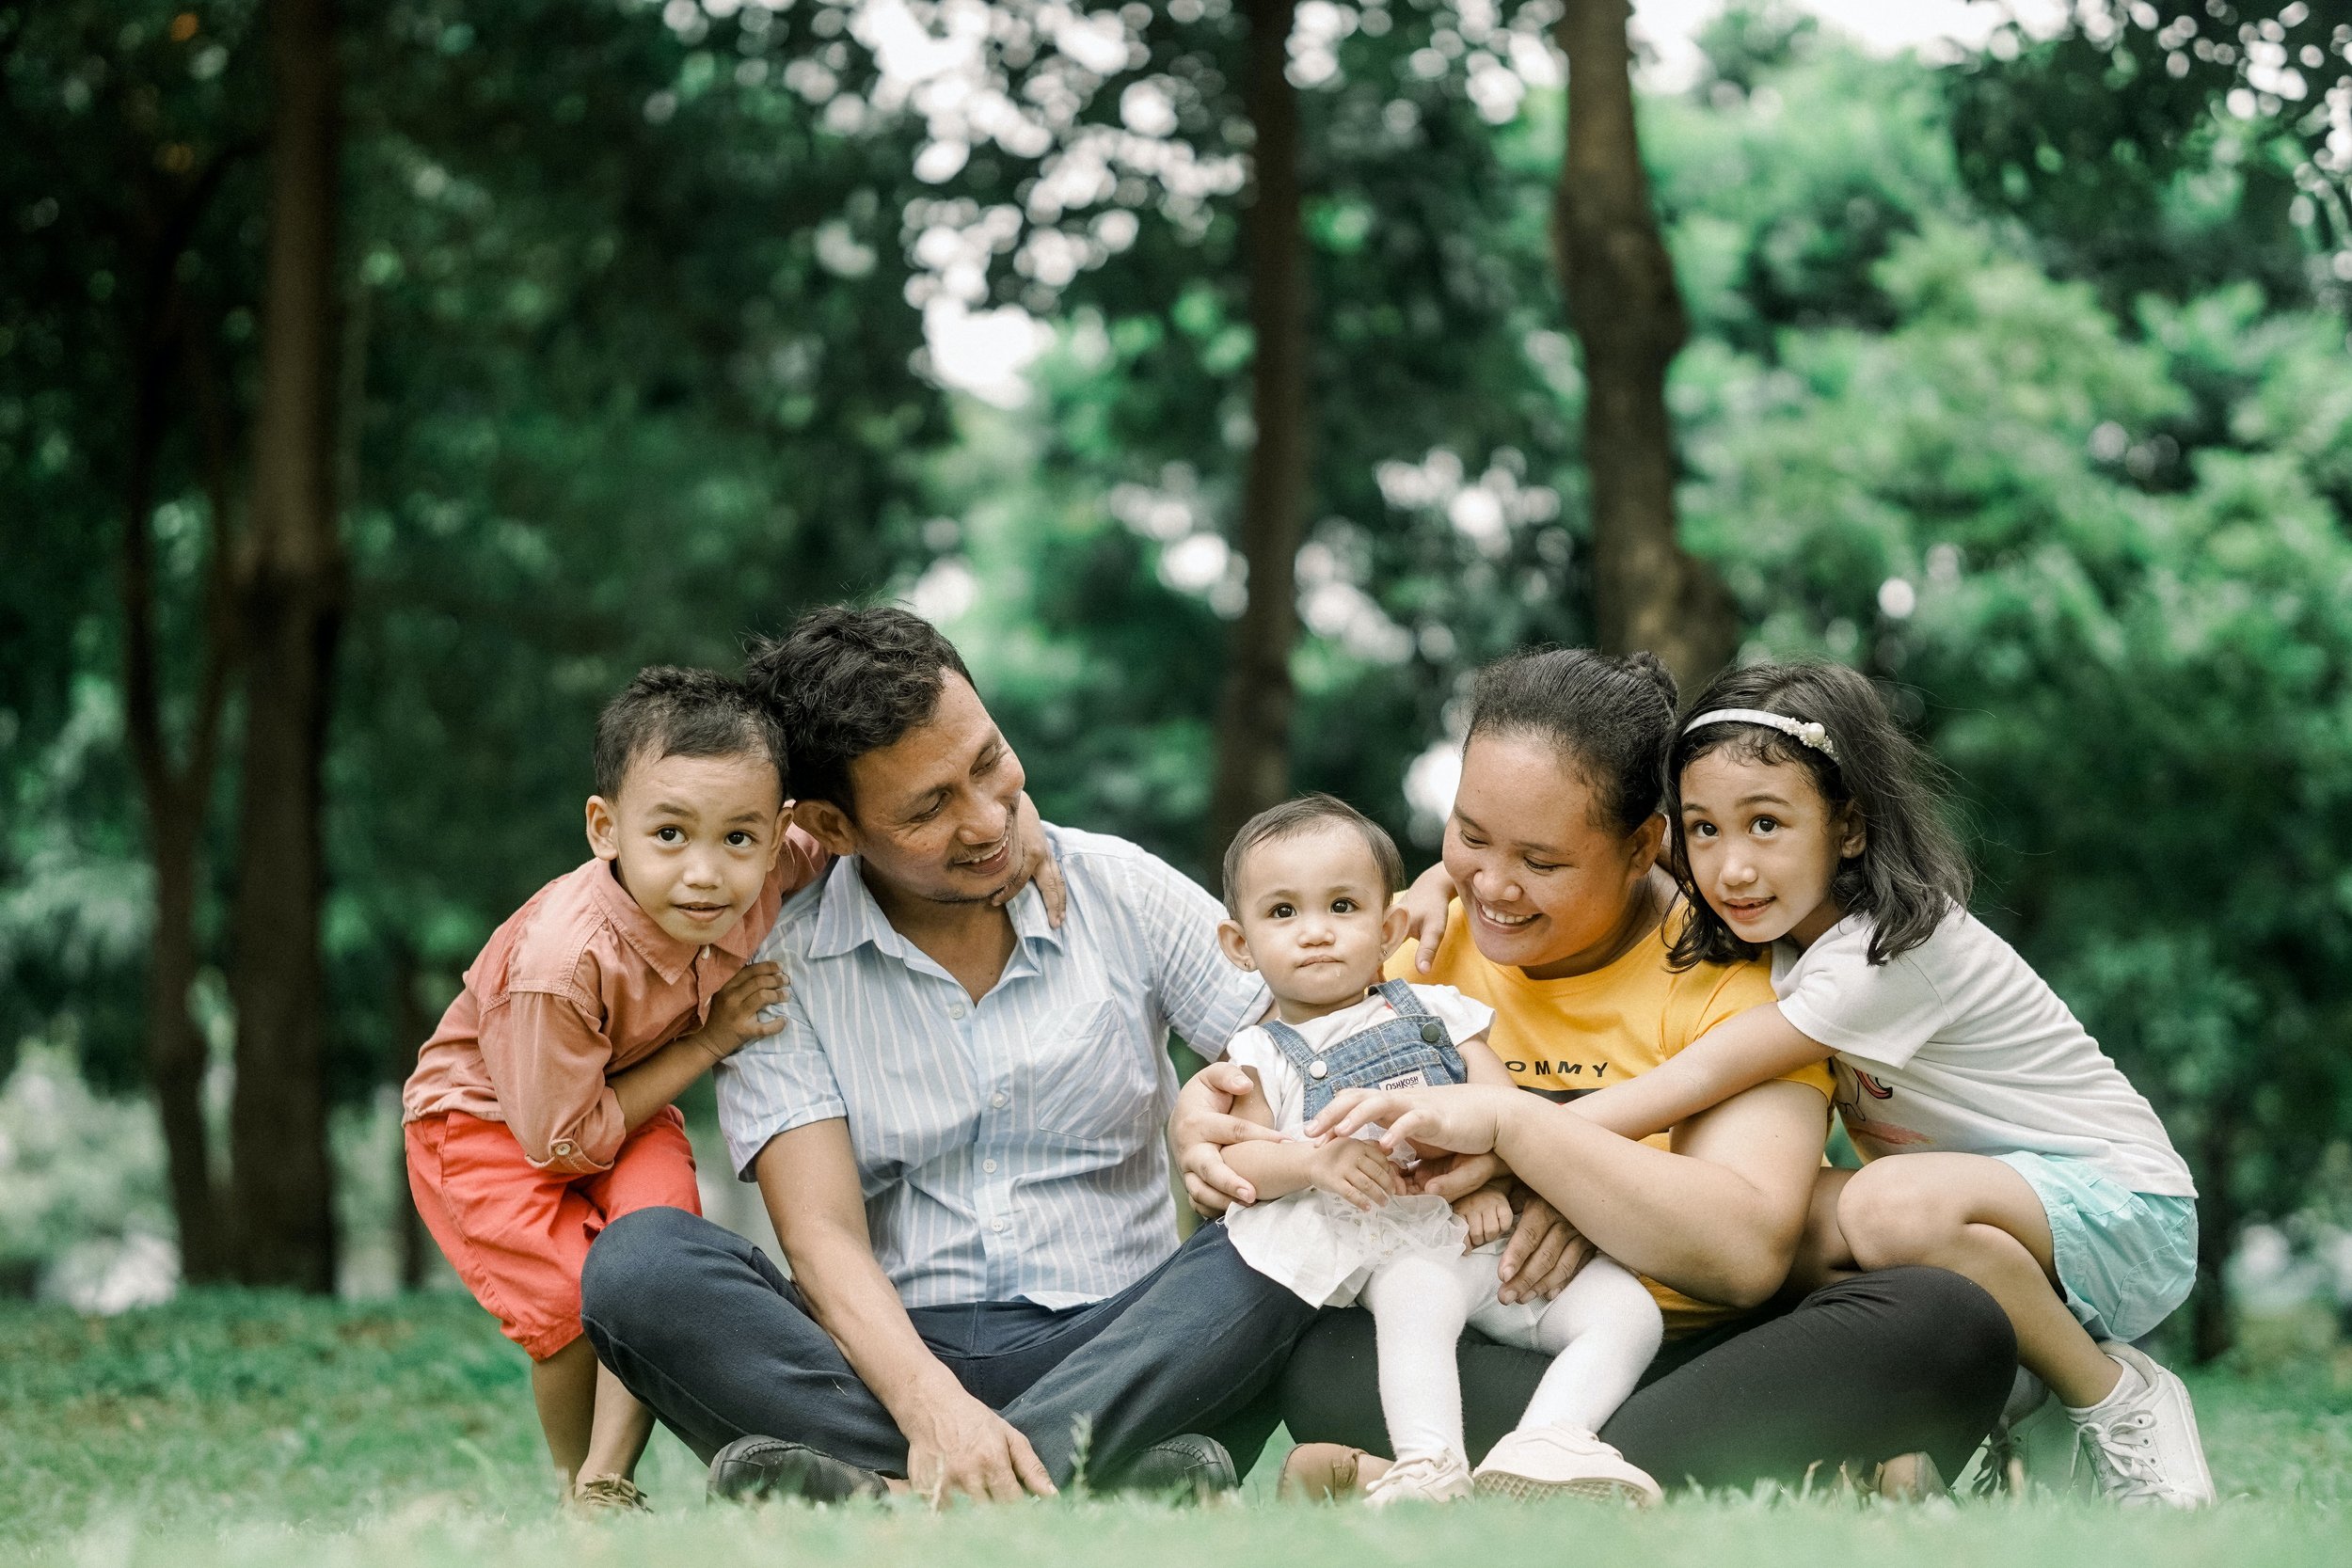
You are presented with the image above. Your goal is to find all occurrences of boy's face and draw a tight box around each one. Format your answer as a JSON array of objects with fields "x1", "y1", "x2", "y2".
[
  {"x1": 585, "y1": 748, "x2": 787, "y2": 947},
  {"x1": 1218, "y1": 823, "x2": 1408, "y2": 1023}
]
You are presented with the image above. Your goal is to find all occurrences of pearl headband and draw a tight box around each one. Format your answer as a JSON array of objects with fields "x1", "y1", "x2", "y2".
[{"x1": 1683, "y1": 707, "x2": 1839, "y2": 761}]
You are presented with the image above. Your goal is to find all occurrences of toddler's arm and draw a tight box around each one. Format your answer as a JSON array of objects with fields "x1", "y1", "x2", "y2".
[
  {"x1": 1220, "y1": 1070, "x2": 1400, "y2": 1211},
  {"x1": 1569, "y1": 1001, "x2": 1831, "y2": 1141}
]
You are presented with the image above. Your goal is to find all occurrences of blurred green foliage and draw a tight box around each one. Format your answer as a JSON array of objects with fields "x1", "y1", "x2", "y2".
[{"x1": 3, "y1": 1, "x2": 2350, "y2": 1310}]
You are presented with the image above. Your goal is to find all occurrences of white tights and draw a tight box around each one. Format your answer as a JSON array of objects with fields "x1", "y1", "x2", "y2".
[{"x1": 1359, "y1": 1246, "x2": 1665, "y2": 1462}]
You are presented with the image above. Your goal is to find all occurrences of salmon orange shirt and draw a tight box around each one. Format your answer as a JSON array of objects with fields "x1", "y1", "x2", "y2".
[
  {"x1": 1386, "y1": 898, "x2": 1833, "y2": 1335},
  {"x1": 403, "y1": 828, "x2": 829, "y2": 1177}
]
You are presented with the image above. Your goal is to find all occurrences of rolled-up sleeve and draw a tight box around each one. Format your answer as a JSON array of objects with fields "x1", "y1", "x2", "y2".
[
  {"x1": 714, "y1": 975, "x2": 846, "y2": 1180},
  {"x1": 477, "y1": 990, "x2": 626, "y2": 1175},
  {"x1": 1131, "y1": 851, "x2": 1266, "y2": 1058}
]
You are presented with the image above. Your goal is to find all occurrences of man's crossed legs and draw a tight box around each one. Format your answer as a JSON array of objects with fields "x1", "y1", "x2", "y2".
[{"x1": 580, "y1": 1207, "x2": 1317, "y2": 1493}]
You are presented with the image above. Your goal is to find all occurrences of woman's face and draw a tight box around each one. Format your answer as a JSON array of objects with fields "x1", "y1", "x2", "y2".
[{"x1": 1441, "y1": 730, "x2": 1662, "y2": 978}]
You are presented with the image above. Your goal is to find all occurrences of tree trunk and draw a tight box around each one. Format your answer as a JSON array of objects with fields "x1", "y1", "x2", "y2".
[
  {"x1": 228, "y1": 0, "x2": 346, "y2": 1291},
  {"x1": 1207, "y1": 0, "x2": 1310, "y2": 857},
  {"x1": 1553, "y1": 0, "x2": 1735, "y2": 691},
  {"x1": 2191, "y1": 1108, "x2": 2236, "y2": 1363},
  {"x1": 119, "y1": 303, "x2": 233, "y2": 1284}
]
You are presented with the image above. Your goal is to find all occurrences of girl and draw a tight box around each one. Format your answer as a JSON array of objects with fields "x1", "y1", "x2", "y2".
[{"x1": 1515, "y1": 659, "x2": 2211, "y2": 1507}]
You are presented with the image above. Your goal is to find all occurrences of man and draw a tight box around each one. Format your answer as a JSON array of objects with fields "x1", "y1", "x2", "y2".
[{"x1": 580, "y1": 606, "x2": 1315, "y2": 1502}]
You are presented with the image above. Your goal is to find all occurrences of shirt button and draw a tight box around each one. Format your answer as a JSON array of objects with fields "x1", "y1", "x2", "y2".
[
  {"x1": 983, "y1": 1158, "x2": 999, "y2": 1173},
  {"x1": 992, "y1": 1218, "x2": 1009, "y2": 1233},
  {"x1": 991, "y1": 1092, "x2": 1009, "y2": 1108},
  {"x1": 948, "y1": 1002, "x2": 968, "y2": 1020},
  {"x1": 551, "y1": 1140, "x2": 575, "y2": 1157}
]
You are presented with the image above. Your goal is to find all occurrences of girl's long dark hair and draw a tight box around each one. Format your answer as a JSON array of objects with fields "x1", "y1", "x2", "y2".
[{"x1": 1666, "y1": 661, "x2": 1971, "y2": 969}]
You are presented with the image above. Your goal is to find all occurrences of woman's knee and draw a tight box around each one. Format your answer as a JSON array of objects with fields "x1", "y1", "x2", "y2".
[{"x1": 1851, "y1": 1264, "x2": 2017, "y2": 1409}]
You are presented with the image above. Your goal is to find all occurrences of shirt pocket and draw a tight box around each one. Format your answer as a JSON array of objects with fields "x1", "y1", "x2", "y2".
[{"x1": 1029, "y1": 999, "x2": 1155, "y2": 1143}]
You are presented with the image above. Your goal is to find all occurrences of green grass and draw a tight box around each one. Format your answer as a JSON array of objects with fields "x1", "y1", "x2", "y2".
[{"x1": 3, "y1": 1291, "x2": 2348, "y2": 1566}]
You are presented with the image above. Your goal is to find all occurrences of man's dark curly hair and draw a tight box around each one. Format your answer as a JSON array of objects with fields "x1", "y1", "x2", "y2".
[
  {"x1": 592, "y1": 666, "x2": 785, "y2": 802},
  {"x1": 743, "y1": 605, "x2": 974, "y2": 814}
]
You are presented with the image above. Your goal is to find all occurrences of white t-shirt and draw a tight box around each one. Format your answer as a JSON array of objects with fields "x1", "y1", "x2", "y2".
[
  {"x1": 1773, "y1": 910, "x2": 2193, "y2": 1196},
  {"x1": 1227, "y1": 984, "x2": 1497, "y2": 1134}
]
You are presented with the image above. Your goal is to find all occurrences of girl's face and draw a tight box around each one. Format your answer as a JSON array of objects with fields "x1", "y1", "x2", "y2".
[
  {"x1": 1442, "y1": 731, "x2": 1663, "y2": 979},
  {"x1": 1677, "y1": 749, "x2": 1863, "y2": 950}
]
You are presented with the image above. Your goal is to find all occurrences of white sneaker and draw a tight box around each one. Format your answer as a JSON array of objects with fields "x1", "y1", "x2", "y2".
[
  {"x1": 2071, "y1": 1341, "x2": 2217, "y2": 1509},
  {"x1": 1363, "y1": 1449, "x2": 1473, "y2": 1506},
  {"x1": 1471, "y1": 1425, "x2": 1663, "y2": 1506}
]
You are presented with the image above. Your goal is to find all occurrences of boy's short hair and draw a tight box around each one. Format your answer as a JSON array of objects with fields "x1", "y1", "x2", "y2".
[
  {"x1": 743, "y1": 605, "x2": 975, "y2": 814},
  {"x1": 1221, "y1": 793, "x2": 1406, "y2": 915},
  {"x1": 592, "y1": 667, "x2": 787, "y2": 802}
]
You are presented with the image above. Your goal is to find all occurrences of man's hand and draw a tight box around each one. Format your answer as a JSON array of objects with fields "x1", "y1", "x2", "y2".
[
  {"x1": 994, "y1": 792, "x2": 1068, "y2": 927},
  {"x1": 695, "y1": 962, "x2": 789, "y2": 1062},
  {"x1": 1453, "y1": 1184, "x2": 1514, "y2": 1250},
  {"x1": 1306, "y1": 1082, "x2": 1516, "y2": 1158},
  {"x1": 1307, "y1": 1137, "x2": 1400, "y2": 1212},
  {"x1": 1394, "y1": 863, "x2": 1459, "y2": 975},
  {"x1": 1171, "y1": 1061, "x2": 1287, "y2": 1214},
  {"x1": 901, "y1": 1383, "x2": 1057, "y2": 1504},
  {"x1": 1497, "y1": 1190, "x2": 1596, "y2": 1306}
]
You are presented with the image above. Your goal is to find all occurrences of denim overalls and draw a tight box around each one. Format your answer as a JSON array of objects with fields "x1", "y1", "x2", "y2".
[{"x1": 1265, "y1": 980, "x2": 1469, "y2": 1121}]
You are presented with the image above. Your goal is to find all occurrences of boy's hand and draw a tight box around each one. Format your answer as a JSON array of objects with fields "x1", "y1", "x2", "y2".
[
  {"x1": 698, "y1": 961, "x2": 788, "y2": 1062},
  {"x1": 1452, "y1": 1184, "x2": 1514, "y2": 1250},
  {"x1": 1395, "y1": 863, "x2": 1458, "y2": 975},
  {"x1": 1308, "y1": 1136, "x2": 1399, "y2": 1212},
  {"x1": 992, "y1": 792, "x2": 1068, "y2": 927}
]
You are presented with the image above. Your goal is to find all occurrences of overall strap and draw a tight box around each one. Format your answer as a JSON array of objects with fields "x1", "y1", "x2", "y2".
[
  {"x1": 1373, "y1": 978, "x2": 1430, "y2": 1018},
  {"x1": 1373, "y1": 979, "x2": 1469, "y2": 1085},
  {"x1": 1260, "y1": 1017, "x2": 1323, "y2": 1084}
]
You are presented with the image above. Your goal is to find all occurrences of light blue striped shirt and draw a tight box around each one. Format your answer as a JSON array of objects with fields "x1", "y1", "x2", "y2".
[{"x1": 717, "y1": 825, "x2": 1264, "y2": 1308}]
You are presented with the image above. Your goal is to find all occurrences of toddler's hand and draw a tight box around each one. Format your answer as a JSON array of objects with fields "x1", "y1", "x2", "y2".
[
  {"x1": 1452, "y1": 1185, "x2": 1513, "y2": 1250},
  {"x1": 698, "y1": 961, "x2": 788, "y2": 1061},
  {"x1": 1309, "y1": 1137, "x2": 1399, "y2": 1212}
]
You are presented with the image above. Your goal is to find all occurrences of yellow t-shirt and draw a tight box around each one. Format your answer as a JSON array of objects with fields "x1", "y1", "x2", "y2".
[{"x1": 1385, "y1": 900, "x2": 1833, "y2": 1335}]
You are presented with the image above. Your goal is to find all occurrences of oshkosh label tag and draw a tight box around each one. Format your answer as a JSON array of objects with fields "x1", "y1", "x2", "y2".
[{"x1": 1376, "y1": 1069, "x2": 1432, "y2": 1092}]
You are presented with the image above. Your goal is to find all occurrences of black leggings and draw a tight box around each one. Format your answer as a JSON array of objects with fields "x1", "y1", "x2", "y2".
[{"x1": 1275, "y1": 1265, "x2": 2016, "y2": 1489}]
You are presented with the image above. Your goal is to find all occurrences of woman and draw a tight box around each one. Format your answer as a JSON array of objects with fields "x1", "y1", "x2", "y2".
[{"x1": 1176, "y1": 647, "x2": 2016, "y2": 1494}]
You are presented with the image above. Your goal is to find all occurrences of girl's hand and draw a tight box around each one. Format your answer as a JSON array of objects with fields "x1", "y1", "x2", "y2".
[
  {"x1": 1309, "y1": 1137, "x2": 1400, "y2": 1212},
  {"x1": 1307, "y1": 1083, "x2": 1515, "y2": 1159},
  {"x1": 697, "y1": 962, "x2": 789, "y2": 1061},
  {"x1": 993, "y1": 792, "x2": 1068, "y2": 927},
  {"x1": 1394, "y1": 863, "x2": 1459, "y2": 975},
  {"x1": 1452, "y1": 1184, "x2": 1514, "y2": 1249}
]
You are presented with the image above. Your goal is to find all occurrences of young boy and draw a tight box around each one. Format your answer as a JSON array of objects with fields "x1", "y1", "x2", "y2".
[{"x1": 403, "y1": 667, "x2": 819, "y2": 1511}]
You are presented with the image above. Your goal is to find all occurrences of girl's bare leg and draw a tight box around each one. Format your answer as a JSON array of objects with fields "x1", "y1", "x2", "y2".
[
  {"x1": 1835, "y1": 1153, "x2": 2120, "y2": 1408},
  {"x1": 530, "y1": 1338, "x2": 599, "y2": 1491}
]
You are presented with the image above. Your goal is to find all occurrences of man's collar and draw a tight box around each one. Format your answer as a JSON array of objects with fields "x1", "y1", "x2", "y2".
[
  {"x1": 585, "y1": 859, "x2": 700, "y2": 984},
  {"x1": 805, "y1": 854, "x2": 1070, "y2": 962}
]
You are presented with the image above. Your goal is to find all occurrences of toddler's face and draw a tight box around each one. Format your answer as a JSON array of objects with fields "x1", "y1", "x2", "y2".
[
  {"x1": 1677, "y1": 750, "x2": 1861, "y2": 950},
  {"x1": 588, "y1": 748, "x2": 786, "y2": 947},
  {"x1": 1221, "y1": 824, "x2": 1402, "y2": 1022}
]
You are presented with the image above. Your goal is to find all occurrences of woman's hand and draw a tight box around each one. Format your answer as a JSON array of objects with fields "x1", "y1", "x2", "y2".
[
  {"x1": 1306, "y1": 1082, "x2": 1518, "y2": 1159},
  {"x1": 1497, "y1": 1190, "x2": 1596, "y2": 1306},
  {"x1": 993, "y1": 792, "x2": 1068, "y2": 927},
  {"x1": 1409, "y1": 1149, "x2": 1509, "y2": 1202},
  {"x1": 1394, "y1": 863, "x2": 1459, "y2": 975},
  {"x1": 1171, "y1": 1061, "x2": 1288, "y2": 1214}
]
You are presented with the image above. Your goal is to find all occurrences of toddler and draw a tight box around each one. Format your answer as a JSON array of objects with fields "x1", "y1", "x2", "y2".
[
  {"x1": 1566, "y1": 660, "x2": 2212, "y2": 1507},
  {"x1": 1213, "y1": 795, "x2": 1664, "y2": 1505}
]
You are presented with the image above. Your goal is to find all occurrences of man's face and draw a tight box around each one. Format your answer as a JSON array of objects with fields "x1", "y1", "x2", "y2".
[{"x1": 806, "y1": 672, "x2": 1028, "y2": 906}]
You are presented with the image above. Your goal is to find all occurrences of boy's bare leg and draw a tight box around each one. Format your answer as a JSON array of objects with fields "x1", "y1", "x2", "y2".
[
  {"x1": 530, "y1": 1338, "x2": 600, "y2": 1491},
  {"x1": 1835, "y1": 1153, "x2": 2120, "y2": 1408},
  {"x1": 577, "y1": 1360, "x2": 657, "y2": 1486}
]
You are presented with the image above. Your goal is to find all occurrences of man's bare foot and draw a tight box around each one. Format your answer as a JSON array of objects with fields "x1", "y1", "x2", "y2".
[{"x1": 1279, "y1": 1443, "x2": 1392, "y2": 1501}]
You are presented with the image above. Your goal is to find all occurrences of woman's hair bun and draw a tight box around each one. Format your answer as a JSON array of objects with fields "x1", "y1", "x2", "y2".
[{"x1": 1622, "y1": 649, "x2": 1679, "y2": 712}]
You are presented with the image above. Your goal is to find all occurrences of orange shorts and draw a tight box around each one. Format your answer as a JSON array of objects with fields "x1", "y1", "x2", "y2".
[{"x1": 405, "y1": 1107, "x2": 701, "y2": 1360}]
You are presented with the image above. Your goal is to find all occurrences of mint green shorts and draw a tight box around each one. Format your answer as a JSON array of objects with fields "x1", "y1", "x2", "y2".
[{"x1": 1996, "y1": 1150, "x2": 2197, "y2": 1343}]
